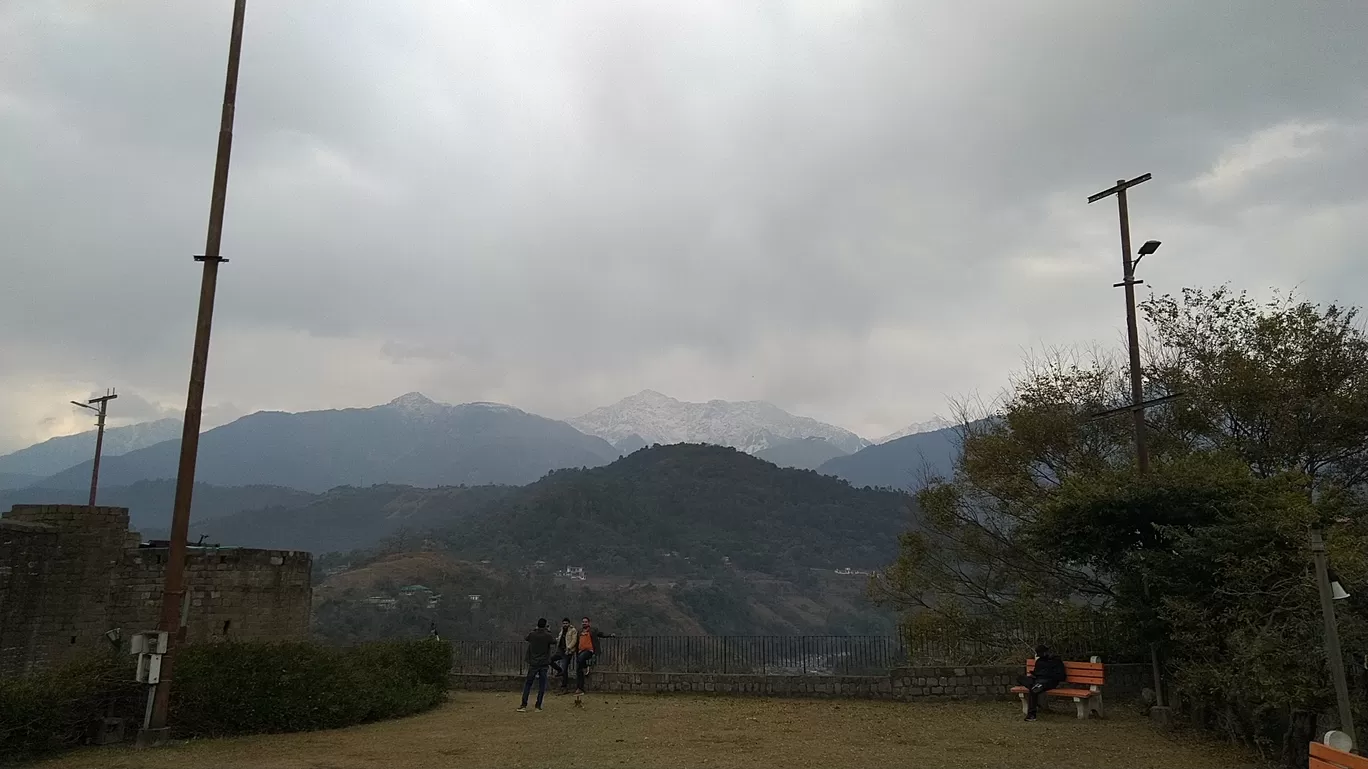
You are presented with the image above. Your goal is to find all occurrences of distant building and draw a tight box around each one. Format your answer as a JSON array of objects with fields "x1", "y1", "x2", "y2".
[
  {"x1": 563, "y1": 566, "x2": 586, "y2": 580},
  {"x1": 835, "y1": 567, "x2": 854, "y2": 575},
  {"x1": 364, "y1": 595, "x2": 398, "y2": 611}
]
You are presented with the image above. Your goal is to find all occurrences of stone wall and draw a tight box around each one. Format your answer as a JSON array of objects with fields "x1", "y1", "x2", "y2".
[
  {"x1": 450, "y1": 663, "x2": 1150, "y2": 702},
  {"x1": 0, "y1": 504, "x2": 312, "y2": 676}
]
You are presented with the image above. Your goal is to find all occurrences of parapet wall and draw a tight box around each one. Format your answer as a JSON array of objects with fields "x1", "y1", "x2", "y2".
[
  {"x1": 0, "y1": 504, "x2": 312, "y2": 676},
  {"x1": 449, "y1": 663, "x2": 1150, "y2": 702}
]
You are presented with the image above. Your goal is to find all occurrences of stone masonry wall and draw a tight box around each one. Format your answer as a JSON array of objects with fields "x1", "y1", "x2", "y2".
[
  {"x1": 115, "y1": 547, "x2": 312, "y2": 644},
  {"x1": 0, "y1": 504, "x2": 312, "y2": 676},
  {"x1": 450, "y1": 663, "x2": 1150, "y2": 702}
]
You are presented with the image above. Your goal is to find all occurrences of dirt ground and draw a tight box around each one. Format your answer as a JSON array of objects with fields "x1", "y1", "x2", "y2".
[{"x1": 38, "y1": 691, "x2": 1257, "y2": 769}]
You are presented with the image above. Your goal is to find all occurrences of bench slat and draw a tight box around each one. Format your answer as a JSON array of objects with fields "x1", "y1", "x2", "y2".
[
  {"x1": 1024, "y1": 659, "x2": 1105, "y2": 686},
  {"x1": 1311, "y1": 742, "x2": 1368, "y2": 769}
]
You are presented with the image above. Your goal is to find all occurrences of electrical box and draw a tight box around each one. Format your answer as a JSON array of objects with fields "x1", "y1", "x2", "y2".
[
  {"x1": 135, "y1": 653, "x2": 162, "y2": 684},
  {"x1": 130, "y1": 631, "x2": 168, "y2": 655}
]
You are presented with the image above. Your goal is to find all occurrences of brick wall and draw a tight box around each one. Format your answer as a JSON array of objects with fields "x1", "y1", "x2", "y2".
[
  {"x1": 0, "y1": 504, "x2": 312, "y2": 676},
  {"x1": 450, "y1": 663, "x2": 1150, "y2": 702}
]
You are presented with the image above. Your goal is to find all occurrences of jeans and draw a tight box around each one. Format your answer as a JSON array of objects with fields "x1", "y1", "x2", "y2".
[
  {"x1": 551, "y1": 650, "x2": 573, "y2": 688},
  {"x1": 1018, "y1": 675, "x2": 1059, "y2": 716},
  {"x1": 521, "y1": 664, "x2": 549, "y2": 708},
  {"x1": 574, "y1": 650, "x2": 595, "y2": 692}
]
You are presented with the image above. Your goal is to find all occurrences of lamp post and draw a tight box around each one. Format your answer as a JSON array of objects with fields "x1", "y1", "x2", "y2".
[
  {"x1": 71, "y1": 389, "x2": 118, "y2": 510},
  {"x1": 1310, "y1": 529, "x2": 1356, "y2": 749}
]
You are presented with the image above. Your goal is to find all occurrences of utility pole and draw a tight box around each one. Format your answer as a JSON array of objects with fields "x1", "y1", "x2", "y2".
[
  {"x1": 138, "y1": 0, "x2": 246, "y2": 747},
  {"x1": 71, "y1": 389, "x2": 118, "y2": 510},
  {"x1": 1088, "y1": 173, "x2": 1153, "y2": 473},
  {"x1": 1087, "y1": 173, "x2": 1180, "y2": 716},
  {"x1": 1310, "y1": 529, "x2": 1357, "y2": 749}
]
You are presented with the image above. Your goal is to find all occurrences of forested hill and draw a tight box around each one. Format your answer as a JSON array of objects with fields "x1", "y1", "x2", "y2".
[{"x1": 439, "y1": 443, "x2": 917, "y2": 575}]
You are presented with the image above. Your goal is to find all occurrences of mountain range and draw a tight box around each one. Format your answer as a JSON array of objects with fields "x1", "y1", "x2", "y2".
[
  {"x1": 568, "y1": 390, "x2": 871, "y2": 454},
  {"x1": 0, "y1": 390, "x2": 956, "y2": 496},
  {"x1": 27, "y1": 394, "x2": 618, "y2": 493},
  {"x1": 0, "y1": 417, "x2": 182, "y2": 487}
]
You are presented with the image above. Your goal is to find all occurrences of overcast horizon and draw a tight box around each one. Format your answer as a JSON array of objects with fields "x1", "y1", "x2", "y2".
[{"x1": 3, "y1": 1, "x2": 1366, "y2": 454}]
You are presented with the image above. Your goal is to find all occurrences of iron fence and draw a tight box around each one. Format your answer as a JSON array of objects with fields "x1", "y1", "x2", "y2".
[{"x1": 450, "y1": 620, "x2": 1139, "y2": 676}]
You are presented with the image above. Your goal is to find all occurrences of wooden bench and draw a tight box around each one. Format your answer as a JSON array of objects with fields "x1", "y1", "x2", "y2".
[
  {"x1": 1311, "y1": 740, "x2": 1366, "y2": 769},
  {"x1": 1009, "y1": 658, "x2": 1104, "y2": 719}
]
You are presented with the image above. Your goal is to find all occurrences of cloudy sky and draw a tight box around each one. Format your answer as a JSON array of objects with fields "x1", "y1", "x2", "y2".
[{"x1": 2, "y1": 0, "x2": 1365, "y2": 453}]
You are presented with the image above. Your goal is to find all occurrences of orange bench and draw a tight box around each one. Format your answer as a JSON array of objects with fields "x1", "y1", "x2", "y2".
[
  {"x1": 1311, "y1": 740, "x2": 1366, "y2": 769},
  {"x1": 1009, "y1": 658, "x2": 1104, "y2": 719}
]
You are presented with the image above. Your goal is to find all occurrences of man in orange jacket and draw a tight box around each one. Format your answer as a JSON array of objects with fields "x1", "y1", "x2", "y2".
[{"x1": 572, "y1": 616, "x2": 616, "y2": 707}]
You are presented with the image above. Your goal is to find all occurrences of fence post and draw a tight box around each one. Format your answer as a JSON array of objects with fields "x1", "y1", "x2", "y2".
[{"x1": 722, "y1": 636, "x2": 728, "y2": 675}]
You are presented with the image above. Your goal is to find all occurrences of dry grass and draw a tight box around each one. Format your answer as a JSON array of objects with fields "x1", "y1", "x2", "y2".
[{"x1": 38, "y1": 692, "x2": 1256, "y2": 769}]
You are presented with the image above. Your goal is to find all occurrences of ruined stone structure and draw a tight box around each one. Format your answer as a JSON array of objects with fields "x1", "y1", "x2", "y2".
[{"x1": 0, "y1": 504, "x2": 311, "y2": 676}]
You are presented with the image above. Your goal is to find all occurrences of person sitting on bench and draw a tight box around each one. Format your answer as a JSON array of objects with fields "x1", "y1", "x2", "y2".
[{"x1": 1019, "y1": 644, "x2": 1066, "y2": 721}]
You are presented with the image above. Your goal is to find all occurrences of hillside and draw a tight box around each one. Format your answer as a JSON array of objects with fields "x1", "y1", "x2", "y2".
[
  {"x1": 0, "y1": 472, "x2": 41, "y2": 491},
  {"x1": 0, "y1": 417, "x2": 182, "y2": 479},
  {"x1": 755, "y1": 437, "x2": 849, "y2": 470},
  {"x1": 0, "y1": 479, "x2": 316, "y2": 532},
  {"x1": 31, "y1": 394, "x2": 618, "y2": 492},
  {"x1": 178, "y1": 483, "x2": 515, "y2": 554},
  {"x1": 568, "y1": 390, "x2": 870, "y2": 454},
  {"x1": 818, "y1": 424, "x2": 962, "y2": 491},
  {"x1": 440, "y1": 443, "x2": 916, "y2": 574}
]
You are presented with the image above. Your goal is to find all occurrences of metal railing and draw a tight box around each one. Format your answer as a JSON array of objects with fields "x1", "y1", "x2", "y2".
[{"x1": 451, "y1": 622, "x2": 1138, "y2": 676}]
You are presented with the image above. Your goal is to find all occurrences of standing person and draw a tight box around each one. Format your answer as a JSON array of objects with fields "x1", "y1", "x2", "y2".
[
  {"x1": 572, "y1": 616, "x2": 616, "y2": 707},
  {"x1": 518, "y1": 618, "x2": 556, "y2": 712},
  {"x1": 1018, "y1": 644, "x2": 1066, "y2": 721},
  {"x1": 549, "y1": 617, "x2": 578, "y2": 694}
]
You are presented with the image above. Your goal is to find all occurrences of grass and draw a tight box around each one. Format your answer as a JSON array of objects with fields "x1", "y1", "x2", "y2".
[{"x1": 37, "y1": 691, "x2": 1256, "y2": 769}]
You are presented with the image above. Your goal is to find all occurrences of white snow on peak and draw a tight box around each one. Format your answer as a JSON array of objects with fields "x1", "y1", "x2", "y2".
[
  {"x1": 875, "y1": 417, "x2": 953, "y2": 444},
  {"x1": 388, "y1": 392, "x2": 439, "y2": 408},
  {"x1": 568, "y1": 390, "x2": 870, "y2": 455}
]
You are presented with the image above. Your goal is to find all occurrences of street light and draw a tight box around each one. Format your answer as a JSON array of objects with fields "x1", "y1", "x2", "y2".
[{"x1": 1134, "y1": 239, "x2": 1161, "y2": 268}]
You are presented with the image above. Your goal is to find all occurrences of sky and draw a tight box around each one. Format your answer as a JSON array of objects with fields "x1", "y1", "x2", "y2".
[{"x1": 2, "y1": 0, "x2": 1366, "y2": 454}]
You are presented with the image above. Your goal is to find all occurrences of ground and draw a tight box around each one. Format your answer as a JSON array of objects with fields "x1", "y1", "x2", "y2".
[{"x1": 40, "y1": 692, "x2": 1255, "y2": 769}]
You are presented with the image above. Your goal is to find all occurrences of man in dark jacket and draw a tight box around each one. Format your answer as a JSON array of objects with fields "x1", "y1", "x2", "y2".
[
  {"x1": 518, "y1": 618, "x2": 556, "y2": 712},
  {"x1": 1018, "y1": 644, "x2": 1067, "y2": 721}
]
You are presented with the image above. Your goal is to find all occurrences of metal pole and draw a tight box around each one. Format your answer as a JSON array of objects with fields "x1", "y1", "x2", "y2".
[
  {"x1": 74, "y1": 391, "x2": 118, "y2": 510},
  {"x1": 1115, "y1": 183, "x2": 1149, "y2": 474},
  {"x1": 1089, "y1": 172, "x2": 1163, "y2": 708},
  {"x1": 140, "y1": 0, "x2": 245, "y2": 746},
  {"x1": 89, "y1": 399, "x2": 106, "y2": 509},
  {"x1": 1311, "y1": 530, "x2": 1357, "y2": 747}
]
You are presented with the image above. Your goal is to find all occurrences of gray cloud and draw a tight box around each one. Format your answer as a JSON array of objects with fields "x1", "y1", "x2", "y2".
[{"x1": 2, "y1": 0, "x2": 1366, "y2": 452}]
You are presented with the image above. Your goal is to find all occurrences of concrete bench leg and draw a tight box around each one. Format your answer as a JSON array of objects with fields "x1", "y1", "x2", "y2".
[
  {"x1": 1072, "y1": 697, "x2": 1088, "y2": 719},
  {"x1": 1091, "y1": 693, "x2": 1104, "y2": 719},
  {"x1": 1018, "y1": 692, "x2": 1029, "y2": 716}
]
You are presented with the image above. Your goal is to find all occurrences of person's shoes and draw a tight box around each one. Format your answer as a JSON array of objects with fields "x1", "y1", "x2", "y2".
[
  {"x1": 516, "y1": 706, "x2": 527, "y2": 713},
  {"x1": 535, "y1": 706, "x2": 543, "y2": 712},
  {"x1": 1024, "y1": 713, "x2": 1037, "y2": 722}
]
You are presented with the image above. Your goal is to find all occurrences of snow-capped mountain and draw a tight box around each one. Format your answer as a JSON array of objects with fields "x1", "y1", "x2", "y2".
[
  {"x1": 875, "y1": 417, "x2": 952, "y2": 444},
  {"x1": 0, "y1": 417, "x2": 183, "y2": 480},
  {"x1": 568, "y1": 390, "x2": 870, "y2": 455}
]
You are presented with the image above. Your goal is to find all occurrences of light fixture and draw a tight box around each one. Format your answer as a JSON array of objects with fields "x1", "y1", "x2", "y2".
[
  {"x1": 1329, "y1": 568, "x2": 1350, "y2": 600},
  {"x1": 1133, "y1": 240, "x2": 1161, "y2": 268}
]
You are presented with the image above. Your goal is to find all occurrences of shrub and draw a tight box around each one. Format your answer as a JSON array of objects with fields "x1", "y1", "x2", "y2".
[
  {"x1": 0, "y1": 653, "x2": 140, "y2": 764},
  {"x1": 0, "y1": 638, "x2": 452, "y2": 763},
  {"x1": 170, "y1": 638, "x2": 451, "y2": 737}
]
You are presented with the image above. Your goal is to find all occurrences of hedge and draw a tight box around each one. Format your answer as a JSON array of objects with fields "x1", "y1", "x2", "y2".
[
  {"x1": 0, "y1": 653, "x2": 140, "y2": 763},
  {"x1": 0, "y1": 639, "x2": 451, "y2": 763}
]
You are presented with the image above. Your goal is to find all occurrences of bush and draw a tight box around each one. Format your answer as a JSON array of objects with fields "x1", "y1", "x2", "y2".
[
  {"x1": 171, "y1": 638, "x2": 451, "y2": 737},
  {"x1": 0, "y1": 638, "x2": 451, "y2": 763},
  {"x1": 0, "y1": 653, "x2": 140, "y2": 764}
]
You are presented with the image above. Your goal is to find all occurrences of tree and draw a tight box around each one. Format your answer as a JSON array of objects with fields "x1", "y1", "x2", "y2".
[{"x1": 871, "y1": 286, "x2": 1368, "y2": 626}]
